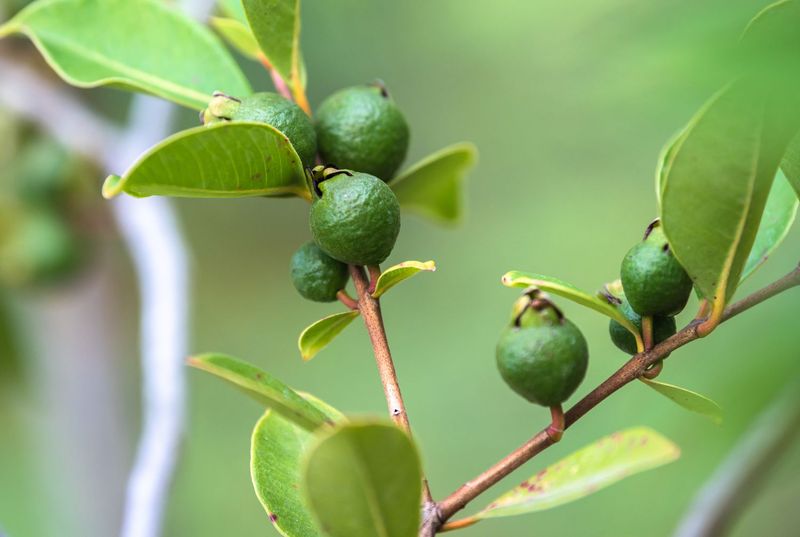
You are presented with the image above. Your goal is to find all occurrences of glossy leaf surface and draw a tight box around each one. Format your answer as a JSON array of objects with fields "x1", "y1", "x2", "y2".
[
  {"x1": 0, "y1": 0, "x2": 250, "y2": 109},
  {"x1": 103, "y1": 122, "x2": 308, "y2": 199},
  {"x1": 303, "y1": 422, "x2": 422, "y2": 537},
  {"x1": 740, "y1": 170, "x2": 798, "y2": 282},
  {"x1": 211, "y1": 16, "x2": 261, "y2": 59},
  {"x1": 243, "y1": 0, "x2": 303, "y2": 90},
  {"x1": 188, "y1": 353, "x2": 331, "y2": 430},
  {"x1": 474, "y1": 427, "x2": 679, "y2": 520},
  {"x1": 641, "y1": 379, "x2": 723, "y2": 424},
  {"x1": 390, "y1": 143, "x2": 477, "y2": 225},
  {"x1": 661, "y1": 82, "x2": 791, "y2": 302},
  {"x1": 372, "y1": 260, "x2": 436, "y2": 299},
  {"x1": 251, "y1": 394, "x2": 343, "y2": 537},
  {"x1": 298, "y1": 311, "x2": 360, "y2": 361}
]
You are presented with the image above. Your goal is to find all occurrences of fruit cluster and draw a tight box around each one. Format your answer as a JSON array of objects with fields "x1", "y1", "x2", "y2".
[
  {"x1": 494, "y1": 218, "x2": 693, "y2": 423},
  {"x1": 202, "y1": 82, "x2": 410, "y2": 301},
  {"x1": 609, "y1": 219, "x2": 692, "y2": 357}
]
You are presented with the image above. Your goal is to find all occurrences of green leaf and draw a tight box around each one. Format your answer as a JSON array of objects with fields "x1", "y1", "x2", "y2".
[
  {"x1": 298, "y1": 311, "x2": 360, "y2": 361},
  {"x1": 0, "y1": 0, "x2": 250, "y2": 110},
  {"x1": 371, "y1": 260, "x2": 436, "y2": 299},
  {"x1": 390, "y1": 143, "x2": 477, "y2": 225},
  {"x1": 655, "y1": 129, "x2": 687, "y2": 205},
  {"x1": 251, "y1": 393, "x2": 344, "y2": 537},
  {"x1": 740, "y1": 170, "x2": 798, "y2": 283},
  {"x1": 302, "y1": 421, "x2": 422, "y2": 537},
  {"x1": 210, "y1": 16, "x2": 261, "y2": 60},
  {"x1": 472, "y1": 427, "x2": 679, "y2": 520},
  {"x1": 661, "y1": 81, "x2": 793, "y2": 303},
  {"x1": 780, "y1": 131, "x2": 800, "y2": 199},
  {"x1": 640, "y1": 378, "x2": 723, "y2": 424},
  {"x1": 243, "y1": 0, "x2": 303, "y2": 91},
  {"x1": 102, "y1": 122, "x2": 308, "y2": 200},
  {"x1": 501, "y1": 271, "x2": 641, "y2": 342},
  {"x1": 219, "y1": 0, "x2": 247, "y2": 23},
  {"x1": 187, "y1": 353, "x2": 332, "y2": 430}
]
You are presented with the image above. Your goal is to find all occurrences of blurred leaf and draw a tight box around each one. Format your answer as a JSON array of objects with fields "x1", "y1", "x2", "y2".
[
  {"x1": 0, "y1": 0, "x2": 250, "y2": 110},
  {"x1": 390, "y1": 143, "x2": 477, "y2": 225},
  {"x1": 188, "y1": 353, "x2": 332, "y2": 430},
  {"x1": 780, "y1": 131, "x2": 800, "y2": 198},
  {"x1": 472, "y1": 427, "x2": 679, "y2": 520},
  {"x1": 210, "y1": 16, "x2": 261, "y2": 60},
  {"x1": 251, "y1": 393, "x2": 344, "y2": 537},
  {"x1": 740, "y1": 170, "x2": 798, "y2": 283},
  {"x1": 502, "y1": 271, "x2": 640, "y2": 341},
  {"x1": 103, "y1": 122, "x2": 308, "y2": 199},
  {"x1": 298, "y1": 311, "x2": 360, "y2": 361},
  {"x1": 740, "y1": 0, "x2": 800, "y2": 85},
  {"x1": 371, "y1": 260, "x2": 436, "y2": 299},
  {"x1": 219, "y1": 0, "x2": 247, "y2": 23},
  {"x1": 302, "y1": 421, "x2": 422, "y2": 537},
  {"x1": 243, "y1": 0, "x2": 303, "y2": 91},
  {"x1": 661, "y1": 81, "x2": 793, "y2": 303},
  {"x1": 641, "y1": 379, "x2": 723, "y2": 424}
]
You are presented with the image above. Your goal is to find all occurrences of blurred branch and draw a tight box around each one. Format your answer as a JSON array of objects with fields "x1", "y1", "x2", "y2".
[
  {"x1": 436, "y1": 264, "x2": 800, "y2": 529},
  {"x1": 0, "y1": 2, "x2": 217, "y2": 536},
  {"x1": 673, "y1": 377, "x2": 800, "y2": 537}
]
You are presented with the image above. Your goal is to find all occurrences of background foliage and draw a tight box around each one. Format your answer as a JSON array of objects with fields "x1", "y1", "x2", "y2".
[{"x1": 0, "y1": 0, "x2": 799, "y2": 536}]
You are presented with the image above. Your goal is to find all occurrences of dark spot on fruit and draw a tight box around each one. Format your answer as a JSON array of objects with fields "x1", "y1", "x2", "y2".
[
  {"x1": 662, "y1": 243, "x2": 670, "y2": 253},
  {"x1": 269, "y1": 513, "x2": 278, "y2": 523}
]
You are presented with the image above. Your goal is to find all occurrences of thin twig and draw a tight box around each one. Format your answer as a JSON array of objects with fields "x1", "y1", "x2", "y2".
[
  {"x1": 673, "y1": 376, "x2": 800, "y2": 537},
  {"x1": 349, "y1": 265, "x2": 434, "y2": 508},
  {"x1": 436, "y1": 265, "x2": 800, "y2": 525}
]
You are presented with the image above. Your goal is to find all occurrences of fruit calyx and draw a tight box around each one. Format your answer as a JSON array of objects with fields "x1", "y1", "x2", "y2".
[
  {"x1": 511, "y1": 287, "x2": 564, "y2": 328},
  {"x1": 200, "y1": 92, "x2": 241, "y2": 125},
  {"x1": 307, "y1": 165, "x2": 353, "y2": 198}
]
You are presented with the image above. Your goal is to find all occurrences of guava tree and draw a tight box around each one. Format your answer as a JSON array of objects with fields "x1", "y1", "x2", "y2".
[{"x1": 2, "y1": 1, "x2": 800, "y2": 536}]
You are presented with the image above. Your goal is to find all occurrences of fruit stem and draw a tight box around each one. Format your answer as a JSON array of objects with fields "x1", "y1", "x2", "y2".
[
  {"x1": 367, "y1": 264, "x2": 382, "y2": 294},
  {"x1": 546, "y1": 405, "x2": 565, "y2": 442},
  {"x1": 642, "y1": 361, "x2": 663, "y2": 379},
  {"x1": 336, "y1": 290, "x2": 359, "y2": 311},
  {"x1": 349, "y1": 265, "x2": 434, "y2": 505},
  {"x1": 641, "y1": 315, "x2": 655, "y2": 355}
]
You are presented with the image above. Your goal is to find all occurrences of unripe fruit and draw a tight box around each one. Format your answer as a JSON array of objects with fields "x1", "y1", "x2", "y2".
[
  {"x1": 203, "y1": 92, "x2": 317, "y2": 166},
  {"x1": 496, "y1": 295, "x2": 589, "y2": 407},
  {"x1": 608, "y1": 300, "x2": 676, "y2": 355},
  {"x1": 620, "y1": 219, "x2": 693, "y2": 316},
  {"x1": 290, "y1": 241, "x2": 348, "y2": 302},
  {"x1": 309, "y1": 168, "x2": 401, "y2": 266},
  {"x1": 315, "y1": 83, "x2": 410, "y2": 180}
]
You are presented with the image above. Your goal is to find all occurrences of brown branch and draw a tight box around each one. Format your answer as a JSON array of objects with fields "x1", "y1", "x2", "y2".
[
  {"x1": 349, "y1": 265, "x2": 434, "y2": 507},
  {"x1": 436, "y1": 264, "x2": 800, "y2": 526}
]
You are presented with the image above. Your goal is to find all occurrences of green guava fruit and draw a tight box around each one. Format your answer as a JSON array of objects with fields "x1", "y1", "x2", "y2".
[
  {"x1": 290, "y1": 241, "x2": 349, "y2": 302},
  {"x1": 204, "y1": 92, "x2": 317, "y2": 166},
  {"x1": 608, "y1": 300, "x2": 676, "y2": 355},
  {"x1": 314, "y1": 83, "x2": 410, "y2": 180},
  {"x1": 620, "y1": 220, "x2": 693, "y2": 316},
  {"x1": 309, "y1": 170, "x2": 401, "y2": 266},
  {"x1": 496, "y1": 305, "x2": 589, "y2": 407}
]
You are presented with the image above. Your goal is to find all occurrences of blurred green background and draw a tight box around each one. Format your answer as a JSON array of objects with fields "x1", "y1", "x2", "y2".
[{"x1": 1, "y1": 0, "x2": 799, "y2": 536}]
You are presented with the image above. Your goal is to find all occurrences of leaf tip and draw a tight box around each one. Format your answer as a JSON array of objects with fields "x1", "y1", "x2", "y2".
[{"x1": 102, "y1": 174, "x2": 124, "y2": 199}]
